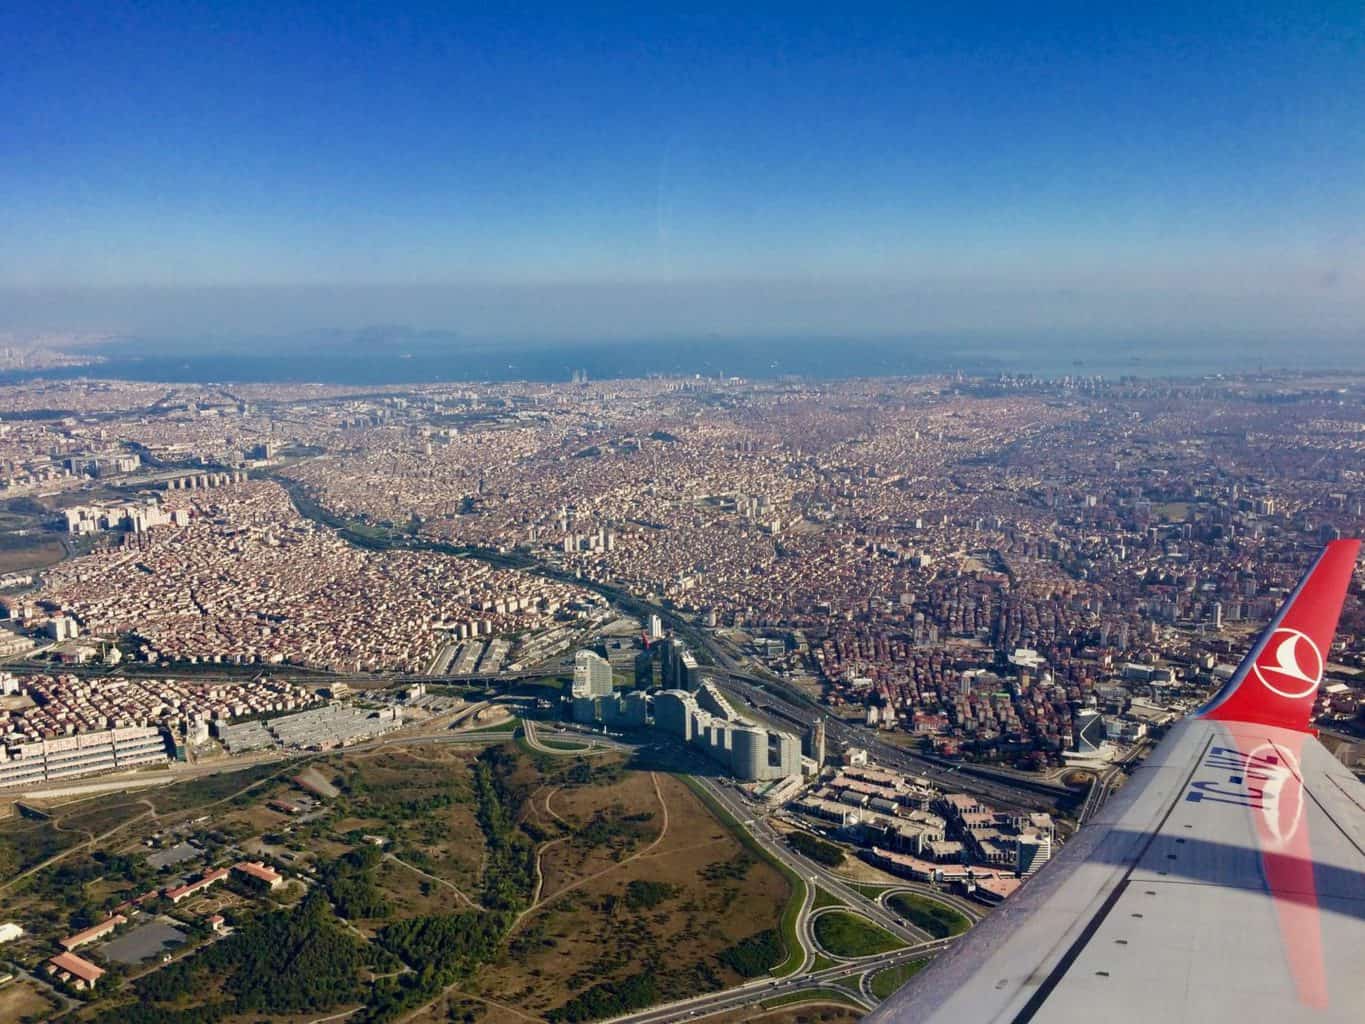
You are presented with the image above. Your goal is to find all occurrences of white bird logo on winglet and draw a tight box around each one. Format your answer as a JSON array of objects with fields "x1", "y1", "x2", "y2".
[{"x1": 1252, "y1": 629, "x2": 1324, "y2": 700}]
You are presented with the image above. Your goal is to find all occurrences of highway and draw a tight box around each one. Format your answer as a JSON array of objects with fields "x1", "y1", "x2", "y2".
[
  {"x1": 604, "y1": 943, "x2": 952, "y2": 1024},
  {"x1": 695, "y1": 775, "x2": 931, "y2": 946},
  {"x1": 714, "y1": 673, "x2": 1072, "y2": 811},
  {"x1": 1076, "y1": 737, "x2": 1149, "y2": 824},
  {"x1": 6, "y1": 543, "x2": 1080, "y2": 815}
]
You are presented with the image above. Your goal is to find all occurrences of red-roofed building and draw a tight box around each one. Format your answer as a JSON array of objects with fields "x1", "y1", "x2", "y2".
[
  {"x1": 60, "y1": 914, "x2": 125, "y2": 950},
  {"x1": 164, "y1": 867, "x2": 229, "y2": 904},
  {"x1": 971, "y1": 874, "x2": 1023, "y2": 904},
  {"x1": 233, "y1": 860, "x2": 283, "y2": 890},
  {"x1": 47, "y1": 951, "x2": 105, "y2": 990}
]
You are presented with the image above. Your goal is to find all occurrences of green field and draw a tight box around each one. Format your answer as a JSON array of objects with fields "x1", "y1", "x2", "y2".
[
  {"x1": 811, "y1": 887, "x2": 844, "y2": 911},
  {"x1": 537, "y1": 737, "x2": 591, "y2": 751},
  {"x1": 761, "y1": 987, "x2": 865, "y2": 1011},
  {"x1": 461, "y1": 716, "x2": 521, "y2": 734},
  {"x1": 812, "y1": 911, "x2": 904, "y2": 958},
  {"x1": 887, "y1": 893, "x2": 971, "y2": 939},
  {"x1": 147, "y1": 760, "x2": 287, "y2": 815},
  {"x1": 869, "y1": 959, "x2": 929, "y2": 999}
]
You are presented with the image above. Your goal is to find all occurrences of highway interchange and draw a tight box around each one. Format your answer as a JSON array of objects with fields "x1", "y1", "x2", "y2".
[{"x1": 2, "y1": 551, "x2": 1083, "y2": 1020}]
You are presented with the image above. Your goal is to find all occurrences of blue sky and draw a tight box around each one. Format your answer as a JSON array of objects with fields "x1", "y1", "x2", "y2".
[{"x1": 2, "y1": 3, "x2": 1363, "y2": 342}]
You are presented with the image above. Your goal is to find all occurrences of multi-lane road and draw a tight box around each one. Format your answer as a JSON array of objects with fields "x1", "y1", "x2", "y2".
[
  {"x1": 5, "y1": 696, "x2": 978, "y2": 1021},
  {"x1": 697, "y1": 776, "x2": 928, "y2": 946},
  {"x1": 714, "y1": 672, "x2": 1073, "y2": 811},
  {"x1": 606, "y1": 943, "x2": 952, "y2": 1023}
]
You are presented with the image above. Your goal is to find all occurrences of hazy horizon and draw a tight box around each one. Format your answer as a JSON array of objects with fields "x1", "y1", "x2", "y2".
[{"x1": 3, "y1": 6, "x2": 1363, "y2": 356}]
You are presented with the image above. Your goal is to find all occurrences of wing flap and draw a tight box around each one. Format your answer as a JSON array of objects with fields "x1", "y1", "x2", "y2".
[
  {"x1": 870, "y1": 720, "x2": 1365, "y2": 1023},
  {"x1": 869, "y1": 543, "x2": 1363, "y2": 1023}
]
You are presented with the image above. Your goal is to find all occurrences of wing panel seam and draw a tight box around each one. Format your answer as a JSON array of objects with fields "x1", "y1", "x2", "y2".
[{"x1": 1008, "y1": 730, "x2": 1214, "y2": 1024}]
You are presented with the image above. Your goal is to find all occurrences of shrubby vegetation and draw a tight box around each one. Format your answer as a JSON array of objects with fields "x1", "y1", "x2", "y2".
[
  {"x1": 549, "y1": 971, "x2": 659, "y2": 1022},
  {"x1": 787, "y1": 831, "x2": 845, "y2": 867},
  {"x1": 558, "y1": 758, "x2": 625, "y2": 788},
  {"x1": 575, "y1": 807, "x2": 654, "y2": 856},
  {"x1": 322, "y1": 843, "x2": 391, "y2": 919},
  {"x1": 700, "y1": 852, "x2": 754, "y2": 882},
  {"x1": 624, "y1": 879, "x2": 678, "y2": 910},
  {"x1": 716, "y1": 928, "x2": 783, "y2": 977},
  {"x1": 133, "y1": 891, "x2": 367, "y2": 1014}
]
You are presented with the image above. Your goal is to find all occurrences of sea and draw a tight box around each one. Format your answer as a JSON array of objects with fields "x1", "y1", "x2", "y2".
[{"x1": 2, "y1": 332, "x2": 1360, "y2": 387}]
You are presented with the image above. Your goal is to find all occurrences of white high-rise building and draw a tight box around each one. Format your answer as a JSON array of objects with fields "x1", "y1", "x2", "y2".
[
  {"x1": 571, "y1": 649, "x2": 614, "y2": 698},
  {"x1": 1016, "y1": 831, "x2": 1053, "y2": 876},
  {"x1": 647, "y1": 614, "x2": 664, "y2": 641}
]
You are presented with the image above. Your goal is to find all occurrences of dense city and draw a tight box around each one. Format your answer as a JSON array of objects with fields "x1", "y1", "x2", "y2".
[{"x1": 0, "y1": 371, "x2": 1362, "y2": 1023}]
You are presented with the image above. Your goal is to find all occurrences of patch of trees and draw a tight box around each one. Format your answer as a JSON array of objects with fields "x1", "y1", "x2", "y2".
[
  {"x1": 700, "y1": 853, "x2": 754, "y2": 882},
  {"x1": 549, "y1": 970, "x2": 659, "y2": 1022},
  {"x1": 322, "y1": 843, "x2": 391, "y2": 920},
  {"x1": 887, "y1": 893, "x2": 970, "y2": 939},
  {"x1": 133, "y1": 891, "x2": 367, "y2": 1014},
  {"x1": 377, "y1": 911, "x2": 509, "y2": 971},
  {"x1": 576, "y1": 808, "x2": 652, "y2": 853},
  {"x1": 716, "y1": 928, "x2": 782, "y2": 977},
  {"x1": 559, "y1": 759, "x2": 624, "y2": 788},
  {"x1": 787, "y1": 831, "x2": 845, "y2": 867},
  {"x1": 95, "y1": 1008, "x2": 225, "y2": 1024},
  {"x1": 520, "y1": 819, "x2": 554, "y2": 843},
  {"x1": 624, "y1": 880, "x2": 678, "y2": 910},
  {"x1": 357, "y1": 912, "x2": 514, "y2": 1023},
  {"x1": 473, "y1": 748, "x2": 536, "y2": 911}
]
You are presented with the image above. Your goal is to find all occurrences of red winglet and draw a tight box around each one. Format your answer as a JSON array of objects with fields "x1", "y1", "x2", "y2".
[{"x1": 1200, "y1": 539, "x2": 1360, "y2": 731}]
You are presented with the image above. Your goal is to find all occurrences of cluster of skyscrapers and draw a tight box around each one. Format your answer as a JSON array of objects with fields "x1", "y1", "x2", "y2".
[
  {"x1": 569, "y1": 640, "x2": 800, "y2": 781},
  {"x1": 654, "y1": 683, "x2": 801, "y2": 780},
  {"x1": 570, "y1": 649, "x2": 650, "y2": 729}
]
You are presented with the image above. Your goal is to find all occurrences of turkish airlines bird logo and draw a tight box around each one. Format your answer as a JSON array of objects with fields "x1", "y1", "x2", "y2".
[
  {"x1": 1250, "y1": 741, "x2": 1304, "y2": 848},
  {"x1": 1251, "y1": 629, "x2": 1324, "y2": 700}
]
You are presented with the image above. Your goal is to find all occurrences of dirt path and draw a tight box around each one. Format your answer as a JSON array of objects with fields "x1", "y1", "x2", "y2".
[
  {"x1": 0, "y1": 799, "x2": 157, "y2": 896},
  {"x1": 385, "y1": 852, "x2": 480, "y2": 910},
  {"x1": 442, "y1": 990, "x2": 549, "y2": 1024},
  {"x1": 637, "y1": 835, "x2": 729, "y2": 860},
  {"x1": 1, "y1": 757, "x2": 306, "y2": 896},
  {"x1": 542, "y1": 785, "x2": 568, "y2": 826},
  {"x1": 523, "y1": 771, "x2": 670, "y2": 915},
  {"x1": 48, "y1": 812, "x2": 96, "y2": 844}
]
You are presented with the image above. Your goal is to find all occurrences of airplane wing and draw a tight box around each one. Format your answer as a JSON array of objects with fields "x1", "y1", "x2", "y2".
[{"x1": 867, "y1": 539, "x2": 1365, "y2": 1023}]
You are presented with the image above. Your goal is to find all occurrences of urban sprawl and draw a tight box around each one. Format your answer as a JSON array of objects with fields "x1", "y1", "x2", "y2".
[{"x1": 0, "y1": 371, "x2": 1362, "y2": 1019}]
